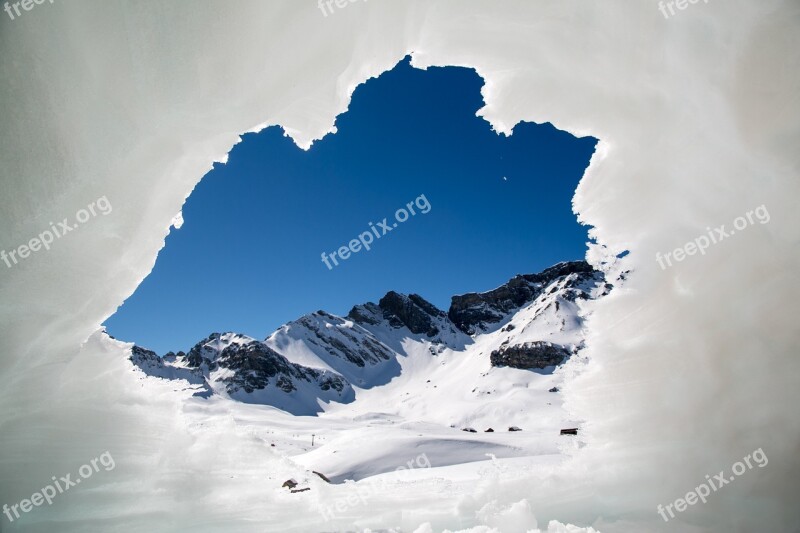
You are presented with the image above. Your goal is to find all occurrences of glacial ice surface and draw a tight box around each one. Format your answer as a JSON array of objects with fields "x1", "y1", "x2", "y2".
[{"x1": 0, "y1": 1, "x2": 798, "y2": 532}]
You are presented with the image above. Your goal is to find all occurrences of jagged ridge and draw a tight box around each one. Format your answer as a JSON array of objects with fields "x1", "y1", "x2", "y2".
[
  {"x1": 129, "y1": 260, "x2": 607, "y2": 415},
  {"x1": 447, "y1": 261, "x2": 598, "y2": 335}
]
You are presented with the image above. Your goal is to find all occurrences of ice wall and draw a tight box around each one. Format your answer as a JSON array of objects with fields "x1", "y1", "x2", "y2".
[{"x1": 1, "y1": 0, "x2": 798, "y2": 531}]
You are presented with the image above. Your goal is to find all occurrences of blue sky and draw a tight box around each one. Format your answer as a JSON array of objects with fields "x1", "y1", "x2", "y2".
[{"x1": 104, "y1": 57, "x2": 597, "y2": 354}]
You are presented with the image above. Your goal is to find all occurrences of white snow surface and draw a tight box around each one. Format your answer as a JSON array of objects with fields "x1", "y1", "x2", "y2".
[
  {"x1": 1, "y1": 1, "x2": 799, "y2": 532},
  {"x1": 128, "y1": 268, "x2": 599, "y2": 487}
]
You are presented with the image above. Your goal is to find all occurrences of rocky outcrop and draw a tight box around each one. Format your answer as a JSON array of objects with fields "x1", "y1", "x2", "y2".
[
  {"x1": 130, "y1": 345, "x2": 205, "y2": 384},
  {"x1": 348, "y1": 292, "x2": 471, "y2": 350},
  {"x1": 448, "y1": 261, "x2": 597, "y2": 334},
  {"x1": 346, "y1": 302, "x2": 383, "y2": 326},
  {"x1": 490, "y1": 341, "x2": 572, "y2": 369},
  {"x1": 130, "y1": 345, "x2": 163, "y2": 367},
  {"x1": 129, "y1": 260, "x2": 609, "y2": 414},
  {"x1": 377, "y1": 291, "x2": 444, "y2": 337},
  {"x1": 290, "y1": 312, "x2": 394, "y2": 368},
  {"x1": 213, "y1": 341, "x2": 345, "y2": 395},
  {"x1": 133, "y1": 332, "x2": 350, "y2": 409}
]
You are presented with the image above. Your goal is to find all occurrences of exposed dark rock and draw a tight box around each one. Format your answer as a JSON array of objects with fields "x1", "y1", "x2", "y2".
[
  {"x1": 346, "y1": 302, "x2": 382, "y2": 326},
  {"x1": 318, "y1": 374, "x2": 346, "y2": 392},
  {"x1": 313, "y1": 471, "x2": 331, "y2": 483},
  {"x1": 185, "y1": 332, "x2": 224, "y2": 369},
  {"x1": 490, "y1": 341, "x2": 572, "y2": 370},
  {"x1": 376, "y1": 291, "x2": 445, "y2": 337},
  {"x1": 282, "y1": 479, "x2": 298, "y2": 489},
  {"x1": 148, "y1": 334, "x2": 350, "y2": 401},
  {"x1": 131, "y1": 345, "x2": 160, "y2": 364},
  {"x1": 215, "y1": 341, "x2": 312, "y2": 395},
  {"x1": 508, "y1": 426, "x2": 522, "y2": 432},
  {"x1": 448, "y1": 261, "x2": 597, "y2": 334},
  {"x1": 296, "y1": 313, "x2": 394, "y2": 367},
  {"x1": 549, "y1": 387, "x2": 560, "y2": 393},
  {"x1": 130, "y1": 345, "x2": 206, "y2": 386},
  {"x1": 560, "y1": 428, "x2": 578, "y2": 435},
  {"x1": 127, "y1": 259, "x2": 608, "y2": 416},
  {"x1": 462, "y1": 427, "x2": 477, "y2": 433},
  {"x1": 484, "y1": 428, "x2": 494, "y2": 433}
]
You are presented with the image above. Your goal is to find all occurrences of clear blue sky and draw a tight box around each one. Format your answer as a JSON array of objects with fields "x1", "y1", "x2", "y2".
[{"x1": 104, "y1": 57, "x2": 597, "y2": 354}]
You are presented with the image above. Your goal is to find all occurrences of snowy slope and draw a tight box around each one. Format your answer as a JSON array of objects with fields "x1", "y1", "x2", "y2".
[
  {"x1": 128, "y1": 260, "x2": 608, "y2": 482},
  {"x1": 132, "y1": 332, "x2": 354, "y2": 415},
  {"x1": 292, "y1": 263, "x2": 607, "y2": 481},
  {"x1": 264, "y1": 310, "x2": 401, "y2": 388},
  {"x1": 3, "y1": 3, "x2": 796, "y2": 530},
  {"x1": 130, "y1": 261, "x2": 603, "y2": 413}
]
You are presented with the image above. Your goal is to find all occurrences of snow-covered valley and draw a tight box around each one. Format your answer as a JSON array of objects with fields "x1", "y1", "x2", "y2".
[
  {"x1": 3, "y1": 2, "x2": 797, "y2": 530},
  {"x1": 124, "y1": 261, "x2": 610, "y2": 489}
]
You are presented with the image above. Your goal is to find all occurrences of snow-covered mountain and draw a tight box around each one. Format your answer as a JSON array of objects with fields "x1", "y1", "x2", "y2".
[
  {"x1": 133, "y1": 332, "x2": 354, "y2": 414},
  {"x1": 128, "y1": 261, "x2": 608, "y2": 418}
]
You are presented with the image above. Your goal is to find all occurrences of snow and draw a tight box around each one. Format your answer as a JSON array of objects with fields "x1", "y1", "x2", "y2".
[
  {"x1": 1, "y1": 1, "x2": 799, "y2": 532},
  {"x1": 170, "y1": 211, "x2": 184, "y2": 230},
  {"x1": 127, "y1": 270, "x2": 597, "y2": 489},
  {"x1": 266, "y1": 312, "x2": 403, "y2": 387}
]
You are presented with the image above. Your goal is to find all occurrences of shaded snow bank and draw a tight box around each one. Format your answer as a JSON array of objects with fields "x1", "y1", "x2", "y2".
[{"x1": 0, "y1": 1, "x2": 798, "y2": 532}]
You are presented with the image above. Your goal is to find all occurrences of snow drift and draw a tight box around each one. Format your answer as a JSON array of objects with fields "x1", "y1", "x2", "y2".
[{"x1": 0, "y1": 1, "x2": 799, "y2": 532}]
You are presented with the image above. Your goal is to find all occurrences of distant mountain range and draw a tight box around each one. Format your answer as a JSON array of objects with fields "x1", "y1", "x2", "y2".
[{"x1": 130, "y1": 261, "x2": 610, "y2": 415}]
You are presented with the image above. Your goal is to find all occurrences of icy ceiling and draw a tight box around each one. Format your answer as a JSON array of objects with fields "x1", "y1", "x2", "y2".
[{"x1": 0, "y1": 1, "x2": 798, "y2": 531}]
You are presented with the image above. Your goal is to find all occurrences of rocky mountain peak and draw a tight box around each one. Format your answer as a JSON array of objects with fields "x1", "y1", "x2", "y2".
[
  {"x1": 129, "y1": 260, "x2": 609, "y2": 415},
  {"x1": 377, "y1": 291, "x2": 445, "y2": 337},
  {"x1": 448, "y1": 260, "x2": 598, "y2": 335}
]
